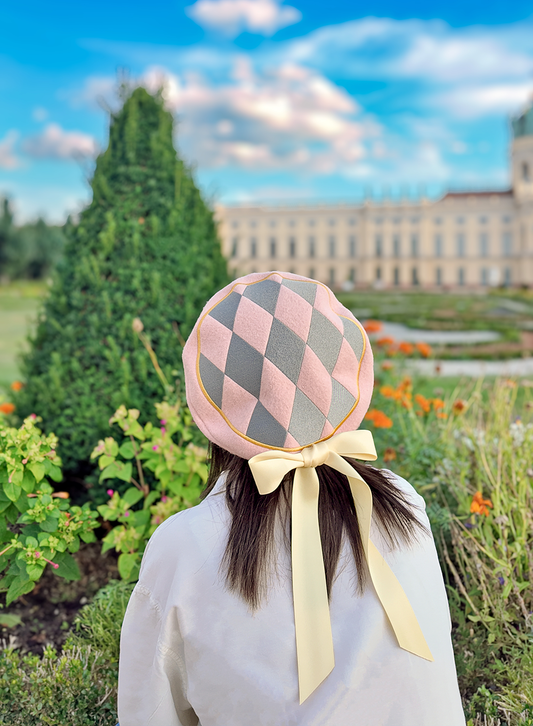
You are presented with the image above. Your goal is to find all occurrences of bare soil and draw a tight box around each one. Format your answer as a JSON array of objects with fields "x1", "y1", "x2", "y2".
[{"x1": 0, "y1": 542, "x2": 119, "y2": 656}]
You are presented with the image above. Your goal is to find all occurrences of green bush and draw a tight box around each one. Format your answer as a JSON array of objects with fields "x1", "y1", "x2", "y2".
[{"x1": 11, "y1": 82, "x2": 229, "y2": 496}]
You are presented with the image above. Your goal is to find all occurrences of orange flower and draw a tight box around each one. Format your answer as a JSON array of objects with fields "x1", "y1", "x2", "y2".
[
  {"x1": 452, "y1": 399, "x2": 466, "y2": 414},
  {"x1": 431, "y1": 398, "x2": 445, "y2": 410},
  {"x1": 381, "y1": 361, "x2": 394, "y2": 371},
  {"x1": 415, "y1": 394, "x2": 431, "y2": 414},
  {"x1": 398, "y1": 341, "x2": 414, "y2": 355},
  {"x1": 363, "y1": 320, "x2": 383, "y2": 334},
  {"x1": 437, "y1": 412, "x2": 448, "y2": 419},
  {"x1": 383, "y1": 447, "x2": 397, "y2": 462},
  {"x1": 380, "y1": 385, "x2": 396, "y2": 399},
  {"x1": 376, "y1": 336, "x2": 395, "y2": 347},
  {"x1": 398, "y1": 377, "x2": 412, "y2": 391},
  {"x1": 365, "y1": 409, "x2": 393, "y2": 428},
  {"x1": 10, "y1": 381, "x2": 24, "y2": 391},
  {"x1": 470, "y1": 491, "x2": 493, "y2": 517},
  {"x1": 0, "y1": 403, "x2": 15, "y2": 415},
  {"x1": 415, "y1": 342, "x2": 432, "y2": 358}
]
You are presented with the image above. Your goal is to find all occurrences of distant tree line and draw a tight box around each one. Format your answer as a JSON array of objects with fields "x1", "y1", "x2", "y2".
[{"x1": 0, "y1": 198, "x2": 66, "y2": 281}]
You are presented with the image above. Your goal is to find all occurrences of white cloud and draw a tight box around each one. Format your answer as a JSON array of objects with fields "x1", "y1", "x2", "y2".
[
  {"x1": 32, "y1": 107, "x2": 49, "y2": 122},
  {"x1": 22, "y1": 124, "x2": 98, "y2": 161},
  {"x1": 186, "y1": 0, "x2": 301, "y2": 37},
  {"x1": 0, "y1": 131, "x2": 21, "y2": 170},
  {"x1": 434, "y1": 83, "x2": 533, "y2": 119}
]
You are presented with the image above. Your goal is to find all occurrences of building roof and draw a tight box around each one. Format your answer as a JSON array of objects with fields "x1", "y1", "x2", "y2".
[
  {"x1": 441, "y1": 190, "x2": 513, "y2": 199},
  {"x1": 512, "y1": 99, "x2": 533, "y2": 138}
]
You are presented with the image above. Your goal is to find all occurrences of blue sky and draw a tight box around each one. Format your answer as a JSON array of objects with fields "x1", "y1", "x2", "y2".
[{"x1": 2, "y1": 0, "x2": 533, "y2": 223}]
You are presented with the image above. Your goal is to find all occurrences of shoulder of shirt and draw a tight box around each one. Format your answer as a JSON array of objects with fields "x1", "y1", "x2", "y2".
[{"x1": 380, "y1": 468, "x2": 427, "y2": 512}]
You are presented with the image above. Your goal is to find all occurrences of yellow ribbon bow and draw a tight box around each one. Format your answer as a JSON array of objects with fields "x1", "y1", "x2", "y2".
[{"x1": 248, "y1": 429, "x2": 434, "y2": 705}]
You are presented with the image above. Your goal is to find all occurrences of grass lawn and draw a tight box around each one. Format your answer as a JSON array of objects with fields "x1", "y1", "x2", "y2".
[{"x1": 0, "y1": 281, "x2": 46, "y2": 390}]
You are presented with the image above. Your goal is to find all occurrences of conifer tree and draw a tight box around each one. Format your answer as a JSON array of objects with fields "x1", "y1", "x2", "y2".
[{"x1": 14, "y1": 84, "x2": 229, "y2": 500}]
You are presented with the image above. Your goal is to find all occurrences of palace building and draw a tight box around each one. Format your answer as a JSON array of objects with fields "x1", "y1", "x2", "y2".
[{"x1": 215, "y1": 99, "x2": 533, "y2": 291}]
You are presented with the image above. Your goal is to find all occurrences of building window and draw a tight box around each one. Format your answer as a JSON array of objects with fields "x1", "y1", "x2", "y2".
[
  {"x1": 412, "y1": 267, "x2": 419, "y2": 286},
  {"x1": 250, "y1": 237, "x2": 257, "y2": 258},
  {"x1": 269, "y1": 219, "x2": 276, "y2": 228},
  {"x1": 479, "y1": 216, "x2": 487, "y2": 224},
  {"x1": 376, "y1": 266, "x2": 382, "y2": 281},
  {"x1": 250, "y1": 220, "x2": 257, "y2": 228},
  {"x1": 231, "y1": 220, "x2": 239, "y2": 229},
  {"x1": 348, "y1": 235, "x2": 356, "y2": 258},
  {"x1": 329, "y1": 235, "x2": 336, "y2": 258},
  {"x1": 411, "y1": 234, "x2": 419, "y2": 258},
  {"x1": 270, "y1": 237, "x2": 276, "y2": 258},
  {"x1": 231, "y1": 237, "x2": 238, "y2": 258},
  {"x1": 393, "y1": 267, "x2": 400, "y2": 286},
  {"x1": 375, "y1": 218, "x2": 384, "y2": 225},
  {"x1": 479, "y1": 233, "x2": 488, "y2": 257},
  {"x1": 436, "y1": 267, "x2": 442, "y2": 286},
  {"x1": 308, "y1": 219, "x2": 315, "y2": 227},
  {"x1": 504, "y1": 267, "x2": 512, "y2": 285},
  {"x1": 456, "y1": 233, "x2": 465, "y2": 257},
  {"x1": 411, "y1": 217, "x2": 420, "y2": 225},
  {"x1": 434, "y1": 217, "x2": 442, "y2": 225},
  {"x1": 481, "y1": 268, "x2": 488, "y2": 286},
  {"x1": 349, "y1": 267, "x2": 356, "y2": 283},
  {"x1": 348, "y1": 218, "x2": 356, "y2": 226},
  {"x1": 289, "y1": 237, "x2": 296, "y2": 258},
  {"x1": 393, "y1": 217, "x2": 401, "y2": 225},
  {"x1": 502, "y1": 216, "x2": 511, "y2": 224},
  {"x1": 328, "y1": 218, "x2": 336, "y2": 227},
  {"x1": 458, "y1": 267, "x2": 465, "y2": 286},
  {"x1": 289, "y1": 219, "x2": 296, "y2": 227},
  {"x1": 309, "y1": 267, "x2": 315, "y2": 279},
  {"x1": 457, "y1": 217, "x2": 465, "y2": 224},
  {"x1": 375, "y1": 234, "x2": 383, "y2": 258},
  {"x1": 523, "y1": 162, "x2": 530, "y2": 181},
  {"x1": 309, "y1": 236, "x2": 316, "y2": 258},
  {"x1": 393, "y1": 235, "x2": 401, "y2": 258},
  {"x1": 434, "y1": 234, "x2": 442, "y2": 258},
  {"x1": 329, "y1": 268, "x2": 335, "y2": 287},
  {"x1": 502, "y1": 232, "x2": 512, "y2": 257}
]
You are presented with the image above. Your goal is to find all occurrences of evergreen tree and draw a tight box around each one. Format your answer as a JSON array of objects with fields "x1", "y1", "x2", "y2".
[
  {"x1": 14, "y1": 84, "x2": 229, "y2": 501},
  {"x1": 0, "y1": 198, "x2": 14, "y2": 278}
]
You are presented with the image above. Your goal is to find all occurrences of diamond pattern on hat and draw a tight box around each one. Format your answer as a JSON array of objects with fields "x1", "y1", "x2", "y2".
[
  {"x1": 225, "y1": 333, "x2": 264, "y2": 399},
  {"x1": 306, "y1": 308, "x2": 344, "y2": 374},
  {"x1": 274, "y1": 284, "x2": 313, "y2": 342},
  {"x1": 265, "y1": 318, "x2": 306, "y2": 384},
  {"x1": 242, "y1": 278, "x2": 281, "y2": 315},
  {"x1": 260, "y1": 357, "x2": 297, "y2": 430},
  {"x1": 288, "y1": 388, "x2": 327, "y2": 444},
  {"x1": 209, "y1": 291, "x2": 242, "y2": 330},
  {"x1": 246, "y1": 400, "x2": 288, "y2": 448},
  {"x1": 233, "y1": 295, "x2": 274, "y2": 356},
  {"x1": 196, "y1": 274, "x2": 368, "y2": 451}
]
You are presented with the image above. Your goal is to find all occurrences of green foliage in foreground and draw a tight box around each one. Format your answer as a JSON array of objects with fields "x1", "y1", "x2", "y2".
[
  {"x1": 0, "y1": 579, "x2": 133, "y2": 725},
  {"x1": 13, "y1": 82, "x2": 229, "y2": 486}
]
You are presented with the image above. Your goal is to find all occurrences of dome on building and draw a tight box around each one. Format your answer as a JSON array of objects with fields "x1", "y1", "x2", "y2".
[{"x1": 512, "y1": 97, "x2": 533, "y2": 138}]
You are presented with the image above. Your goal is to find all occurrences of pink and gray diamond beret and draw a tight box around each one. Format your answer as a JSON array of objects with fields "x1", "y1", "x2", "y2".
[{"x1": 183, "y1": 271, "x2": 374, "y2": 460}]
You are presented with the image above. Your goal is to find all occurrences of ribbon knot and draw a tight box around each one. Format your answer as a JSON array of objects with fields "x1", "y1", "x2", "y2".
[
  {"x1": 248, "y1": 430, "x2": 434, "y2": 705},
  {"x1": 301, "y1": 441, "x2": 329, "y2": 469}
]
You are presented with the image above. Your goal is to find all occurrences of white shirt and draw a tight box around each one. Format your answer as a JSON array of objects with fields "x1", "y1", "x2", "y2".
[{"x1": 117, "y1": 470, "x2": 466, "y2": 726}]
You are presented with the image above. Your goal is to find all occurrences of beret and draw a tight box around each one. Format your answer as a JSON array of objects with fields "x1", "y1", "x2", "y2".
[{"x1": 183, "y1": 271, "x2": 374, "y2": 459}]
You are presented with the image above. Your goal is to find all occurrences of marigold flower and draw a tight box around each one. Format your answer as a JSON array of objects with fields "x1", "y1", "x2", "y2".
[
  {"x1": 383, "y1": 447, "x2": 397, "y2": 462},
  {"x1": 381, "y1": 361, "x2": 394, "y2": 371},
  {"x1": 415, "y1": 342, "x2": 432, "y2": 358},
  {"x1": 470, "y1": 491, "x2": 493, "y2": 517},
  {"x1": 0, "y1": 403, "x2": 15, "y2": 415},
  {"x1": 452, "y1": 399, "x2": 466, "y2": 414},
  {"x1": 376, "y1": 336, "x2": 395, "y2": 347},
  {"x1": 431, "y1": 398, "x2": 445, "y2": 410},
  {"x1": 363, "y1": 320, "x2": 382, "y2": 334},
  {"x1": 415, "y1": 394, "x2": 431, "y2": 414},
  {"x1": 364, "y1": 409, "x2": 393, "y2": 428},
  {"x1": 398, "y1": 341, "x2": 414, "y2": 355},
  {"x1": 436, "y1": 412, "x2": 448, "y2": 419},
  {"x1": 10, "y1": 381, "x2": 23, "y2": 391},
  {"x1": 380, "y1": 385, "x2": 396, "y2": 399}
]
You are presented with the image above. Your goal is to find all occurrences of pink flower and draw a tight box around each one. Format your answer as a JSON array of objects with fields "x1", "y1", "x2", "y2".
[
  {"x1": 30, "y1": 413, "x2": 37, "y2": 420},
  {"x1": 161, "y1": 496, "x2": 168, "y2": 503},
  {"x1": 22, "y1": 458, "x2": 28, "y2": 464},
  {"x1": 152, "y1": 445, "x2": 159, "y2": 451},
  {"x1": 124, "y1": 511, "x2": 130, "y2": 517},
  {"x1": 107, "y1": 489, "x2": 114, "y2": 496},
  {"x1": 160, "y1": 419, "x2": 167, "y2": 425},
  {"x1": 161, "y1": 427, "x2": 166, "y2": 435}
]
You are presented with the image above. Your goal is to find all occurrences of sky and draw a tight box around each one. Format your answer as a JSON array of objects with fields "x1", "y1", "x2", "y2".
[{"x1": 2, "y1": 0, "x2": 533, "y2": 224}]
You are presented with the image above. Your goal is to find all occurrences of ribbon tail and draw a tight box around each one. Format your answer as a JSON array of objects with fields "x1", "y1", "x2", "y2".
[
  {"x1": 347, "y1": 472, "x2": 434, "y2": 663},
  {"x1": 291, "y1": 468, "x2": 335, "y2": 704}
]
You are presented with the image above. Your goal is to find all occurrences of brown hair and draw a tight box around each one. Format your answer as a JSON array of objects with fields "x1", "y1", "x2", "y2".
[{"x1": 200, "y1": 442, "x2": 430, "y2": 613}]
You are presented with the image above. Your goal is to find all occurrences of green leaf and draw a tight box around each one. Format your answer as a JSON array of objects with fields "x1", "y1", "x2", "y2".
[
  {"x1": 24, "y1": 536, "x2": 39, "y2": 548},
  {"x1": 143, "y1": 490, "x2": 160, "y2": 509},
  {"x1": 21, "y1": 469, "x2": 36, "y2": 493},
  {"x1": 53, "y1": 552, "x2": 81, "y2": 581},
  {"x1": 118, "y1": 553, "x2": 140, "y2": 581},
  {"x1": 79, "y1": 530, "x2": 96, "y2": 544},
  {"x1": 40, "y1": 513, "x2": 60, "y2": 533},
  {"x1": 98, "y1": 454, "x2": 116, "y2": 470},
  {"x1": 44, "y1": 460, "x2": 62, "y2": 482},
  {"x1": 0, "y1": 612, "x2": 22, "y2": 628},
  {"x1": 26, "y1": 563, "x2": 45, "y2": 581},
  {"x1": 119, "y1": 441, "x2": 135, "y2": 459},
  {"x1": 6, "y1": 576, "x2": 35, "y2": 606},
  {"x1": 502, "y1": 581, "x2": 513, "y2": 599},
  {"x1": 115, "y1": 461, "x2": 133, "y2": 483},
  {"x1": 67, "y1": 536, "x2": 80, "y2": 553},
  {"x1": 4, "y1": 480, "x2": 21, "y2": 502},
  {"x1": 99, "y1": 462, "x2": 120, "y2": 482},
  {"x1": 123, "y1": 486, "x2": 144, "y2": 507},
  {"x1": 28, "y1": 461, "x2": 45, "y2": 483}
]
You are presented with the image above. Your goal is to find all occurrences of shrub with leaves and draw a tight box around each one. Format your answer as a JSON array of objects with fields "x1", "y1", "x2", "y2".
[
  {"x1": 0, "y1": 414, "x2": 99, "y2": 605},
  {"x1": 12, "y1": 81, "x2": 229, "y2": 493},
  {"x1": 91, "y1": 400, "x2": 207, "y2": 581}
]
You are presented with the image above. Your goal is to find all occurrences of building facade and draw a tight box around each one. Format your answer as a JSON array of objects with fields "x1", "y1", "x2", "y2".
[{"x1": 215, "y1": 101, "x2": 533, "y2": 291}]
